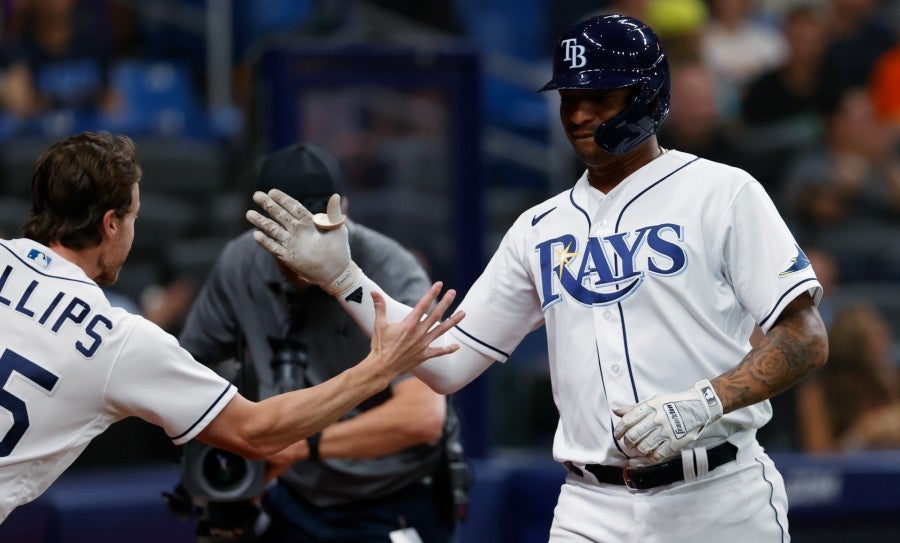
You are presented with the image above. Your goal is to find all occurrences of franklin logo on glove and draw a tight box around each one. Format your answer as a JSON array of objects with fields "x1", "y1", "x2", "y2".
[
  {"x1": 614, "y1": 379, "x2": 724, "y2": 463},
  {"x1": 664, "y1": 403, "x2": 687, "y2": 438}
]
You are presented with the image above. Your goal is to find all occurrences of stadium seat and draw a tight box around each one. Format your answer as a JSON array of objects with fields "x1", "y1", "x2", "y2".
[{"x1": 105, "y1": 60, "x2": 207, "y2": 138}]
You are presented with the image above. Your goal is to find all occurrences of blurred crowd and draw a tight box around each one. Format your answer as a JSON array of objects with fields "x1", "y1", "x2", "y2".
[
  {"x1": 1, "y1": 0, "x2": 899, "y2": 455},
  {"x1": 0, "y1": 0, "x2": 127, "y2": 124}
]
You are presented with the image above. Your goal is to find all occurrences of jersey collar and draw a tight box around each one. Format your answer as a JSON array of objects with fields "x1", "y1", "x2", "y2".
[{"x1": 571, "y1": 150, "x2": 699, "y2": 219}]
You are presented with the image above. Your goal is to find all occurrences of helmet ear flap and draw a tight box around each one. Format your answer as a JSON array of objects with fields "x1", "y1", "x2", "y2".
[
  {"x1": 645, "y1": 88, "x2": 662, "y2": 120},
  {"x1": 646, "y1": 77, "x2": 671, "y2": 128}
]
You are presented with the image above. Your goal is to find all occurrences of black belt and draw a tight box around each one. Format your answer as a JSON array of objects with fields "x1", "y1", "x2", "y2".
[{"x1": 570, "y1": 442, "x2": 738, "y2": 490}]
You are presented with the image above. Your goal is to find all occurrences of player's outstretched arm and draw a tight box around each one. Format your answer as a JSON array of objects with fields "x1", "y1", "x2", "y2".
[
  {"x1": 331, "y1": 273, "x2": 495, "y2": 394},
  {"x1": 196, "y1": 283, "x2": 464, "y2": 459},
  {"x1": 613, "y1": 293, "x2": 828, "y2": 463}
]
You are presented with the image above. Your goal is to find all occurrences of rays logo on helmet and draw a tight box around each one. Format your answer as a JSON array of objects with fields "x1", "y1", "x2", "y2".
[{"x1": 561, "y1": 38, "x2": 587, "y2": 68}]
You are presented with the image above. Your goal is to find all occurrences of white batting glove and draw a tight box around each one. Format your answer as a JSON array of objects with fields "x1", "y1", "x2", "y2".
[
  {"x1": 613, "y1": 380, "x2": 724, "y2": 463},
  {"x1": 246, "y1": 190, "x2": 361, "y2": 295}
]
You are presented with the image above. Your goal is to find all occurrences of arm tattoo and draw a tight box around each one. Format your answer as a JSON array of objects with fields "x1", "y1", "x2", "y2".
[{"x1": 714, "y1": 295, "x2": 828, "y2": 413}]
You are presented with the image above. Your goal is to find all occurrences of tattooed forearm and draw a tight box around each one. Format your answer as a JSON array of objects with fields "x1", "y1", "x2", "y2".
[{"x1": 713, "y1": 294, "x2": 829, "y2": 413}]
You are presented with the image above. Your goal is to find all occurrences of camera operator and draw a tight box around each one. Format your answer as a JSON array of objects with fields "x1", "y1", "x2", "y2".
[{"x1": 178, "y1": 143, "x2": 466, "y2": 543}]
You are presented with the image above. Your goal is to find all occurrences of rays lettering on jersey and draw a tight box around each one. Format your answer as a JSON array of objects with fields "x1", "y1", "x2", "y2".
[
  {"x1": 536, "y1": 223, "x2": 686, "y2": 308},
  {"x1": 0, "y1": 264, "x2": 113, "y2": 357}
]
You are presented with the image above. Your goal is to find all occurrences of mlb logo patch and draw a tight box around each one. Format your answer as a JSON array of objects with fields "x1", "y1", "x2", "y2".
[{"x1": 27, "y1": 249, "x2": 52, "y2": 269}]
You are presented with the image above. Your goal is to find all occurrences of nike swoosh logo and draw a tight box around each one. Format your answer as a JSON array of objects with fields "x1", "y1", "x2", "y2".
[{"x1": 531, "y1": 207, "x2": 557, "y2": 226}]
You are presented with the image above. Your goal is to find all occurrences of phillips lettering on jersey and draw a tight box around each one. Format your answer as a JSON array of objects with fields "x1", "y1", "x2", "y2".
[
  {"x1": 536, "y1": 223, "x2": 686, "y2": 308},
  {"x1": 0, "y1": 264, "x2": 113, "y2": 358}
]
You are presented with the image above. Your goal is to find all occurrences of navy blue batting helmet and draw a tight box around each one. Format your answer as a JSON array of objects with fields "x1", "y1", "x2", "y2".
[{"x1": 540, "y1": 15, "x2": 670, "y2": 155}]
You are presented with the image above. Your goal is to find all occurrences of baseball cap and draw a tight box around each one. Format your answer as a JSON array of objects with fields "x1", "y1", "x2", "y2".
[{"x1": 257, "y1": 143, "x2": 346, "y2": 214}]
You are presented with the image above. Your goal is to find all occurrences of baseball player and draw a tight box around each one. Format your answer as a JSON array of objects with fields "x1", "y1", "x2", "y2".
[
  {"x1": 247, "y1": 15, "x2": 829, "y2": 543},
  {"x1": 0, "y1": 132, "x2": 463, "y2": 524}
]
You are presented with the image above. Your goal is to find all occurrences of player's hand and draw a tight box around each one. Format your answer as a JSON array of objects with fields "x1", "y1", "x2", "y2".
[
  {"x1": 246, "y1": 190, "x2": 361, "y2": 295},
  {"x1": 613, "y1": 380, "x2": 724, "y2": 463},
  {"x1": 369, "y1": 282, "x2": 465, "y2": 378}
]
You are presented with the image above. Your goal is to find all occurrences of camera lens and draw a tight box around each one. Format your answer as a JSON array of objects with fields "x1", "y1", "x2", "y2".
[{"x1": 201, "y1": 448, "x2": 249, "y2": 491}]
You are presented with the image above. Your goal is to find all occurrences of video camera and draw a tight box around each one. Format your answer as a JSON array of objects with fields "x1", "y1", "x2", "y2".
[{"x1": 166, "y1": 339, "x2": 310, "y2": 542}]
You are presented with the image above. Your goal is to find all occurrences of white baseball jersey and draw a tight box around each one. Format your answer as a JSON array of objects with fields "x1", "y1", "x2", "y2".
[
  {"x1": 452, "y1": 151, "x2": 821, "y2": 467},
  {"x1": 0, "y1": 238, "x2": 236, "y2": 522}
]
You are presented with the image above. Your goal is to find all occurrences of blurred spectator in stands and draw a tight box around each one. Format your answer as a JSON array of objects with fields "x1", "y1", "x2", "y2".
[
  {"x1": 741, "y1": 3, "x2": 834, "y2": 129},
  {"x1": 780, "y1": 87, "x2": 900, "y2": 242},
  {"x1": 603, "y1": 0, "x2": 651, "y2": 18},
  {"x1": 870, "y1": 43, "x2": 900, "y2": 125},
  {"x1": 700, "y1": 0, "x2": 786, "y2": 119},
  {"x1": 797, "y1": 304, "x2": 900, "y2": 452},
  {"x1": 820, "y1": 0, "x2": 896, "y2": 99},
  {"x1": 656, "y1": 61, "x2": 746, "y2": 168},
  {"x1": 754, "y1": 0, "x2": 809, "y2": 19},
  {"x1": 0, "y1": 0, "x2": 120, "y2": 118},
  {"x1": 106, "y1": 1, "x2": 141, "y2": 58},
  {"x1": 739, "y1": 3, "x2": 837, "y2": 203},
  {"x1": 644, "y1": 0, "x2": 708, "y2": 65}
]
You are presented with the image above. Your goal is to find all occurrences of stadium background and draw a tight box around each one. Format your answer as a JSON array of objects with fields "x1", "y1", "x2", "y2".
[{"x1": 1, "y1": 0, "x2": 899, "y2": 541}]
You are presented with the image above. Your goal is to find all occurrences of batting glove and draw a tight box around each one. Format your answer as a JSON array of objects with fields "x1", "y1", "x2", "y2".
[
  {"x1": 246, "y1": 190, "x2": 361, "y2": 295},
  {"x1": 613, "y1": 380, "x2": 724, "y2": 463}
]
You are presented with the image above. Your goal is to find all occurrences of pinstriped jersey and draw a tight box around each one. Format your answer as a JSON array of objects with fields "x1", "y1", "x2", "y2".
[
  {"x1": 0, "y1": 238, "x2": 236, "y2": 522},
  {"x1": 452, "y1": 151, "x2": 821, "y2": 467}
]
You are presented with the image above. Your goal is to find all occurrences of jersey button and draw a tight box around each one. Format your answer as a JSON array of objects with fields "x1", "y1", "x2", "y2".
[
  {"x1": 611, "y1": 364, "x2": 620, "y2": 375},
  {"x1": 598, "y1": 219, "x2": 608, "y2": 228},
  {"x1": 603, "y1": 310, "x2": 612, "y2": 321}
]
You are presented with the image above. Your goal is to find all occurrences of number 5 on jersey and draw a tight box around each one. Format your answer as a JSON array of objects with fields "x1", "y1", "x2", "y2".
[{"x1": 0, "y1": 349, "x2": 60, "y2": 456}]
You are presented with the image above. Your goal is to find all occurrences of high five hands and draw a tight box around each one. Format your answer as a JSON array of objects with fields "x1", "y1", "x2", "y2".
[{"x1": 246, "y1": 190, "x2": 361, "y2": 295}]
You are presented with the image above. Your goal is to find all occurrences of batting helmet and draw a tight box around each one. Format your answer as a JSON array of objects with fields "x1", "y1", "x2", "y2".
[{"x1": 540, "y1": 15, "x2": 670, "y2": 155}]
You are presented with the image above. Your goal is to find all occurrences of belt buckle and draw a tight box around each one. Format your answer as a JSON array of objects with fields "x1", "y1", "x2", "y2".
[{"x1": 622, "y1": 466, "x2": 637, "y2": 490}]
